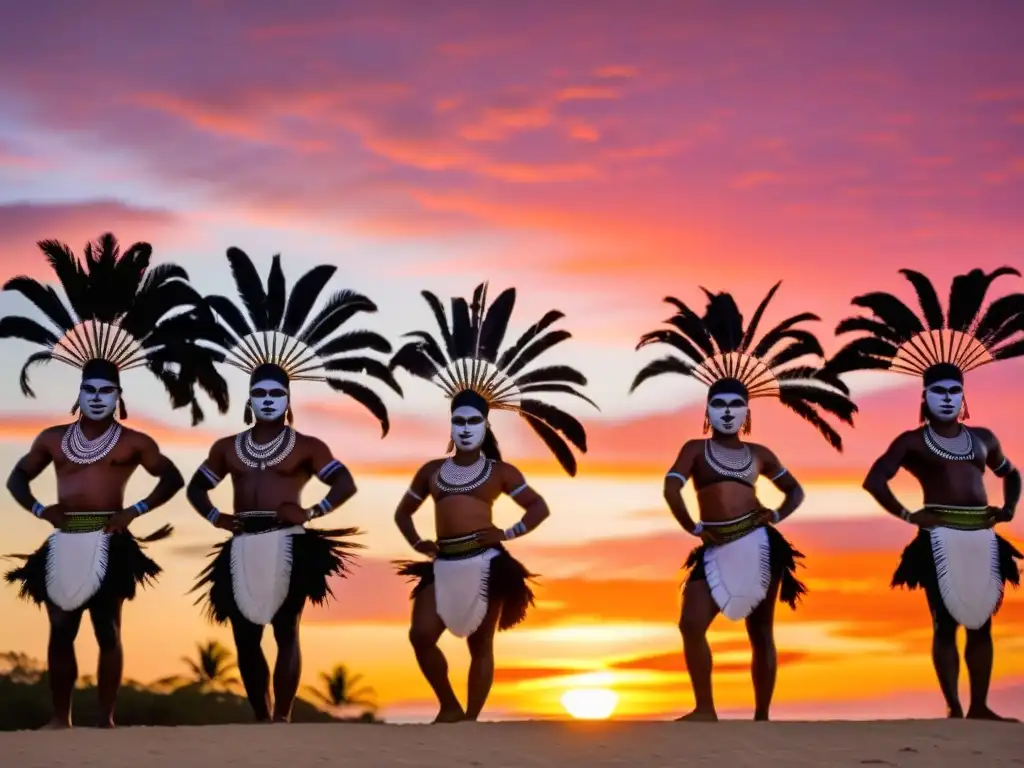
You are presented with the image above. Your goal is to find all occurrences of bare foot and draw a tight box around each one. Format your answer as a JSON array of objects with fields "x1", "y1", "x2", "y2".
[
  {"x1": 966, "y1": 706, "x2": 1018, "y2": 722},
  {"x1": 675, "y1": 709, "x2": 718, "y2": 722},
  {"x1": 947, "y1": 704, "x2": 964, "y2": 719},
  {"x1": 754, "y1": 711, "x2": 770, "y2": 722},
  {"x1": 97, "y1": 719, "x2": 116, "y2": 729},
  {"x1": 39, "y1": 719, "x2": 71, "y2": 730},
  {"x1": 433, "y1": 706, "x2": 465, "y2": 723}
]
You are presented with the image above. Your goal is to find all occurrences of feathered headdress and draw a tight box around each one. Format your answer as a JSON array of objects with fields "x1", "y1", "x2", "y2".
[
  {"x1": 630, "y1": 282, "x2": 856, "y2": 450},
  {"x1": 0, "y1": 233, "x2": 229, "y2": 424},
  {"x1": 389, "y1": 282, "x2": 596, "y2": 475},
  {"x1": 823, "y1": 267, "x2": 1024, "y2": 416},
  {"x1": 200, "y1": 247, "x2": 402, "y2": 434}
]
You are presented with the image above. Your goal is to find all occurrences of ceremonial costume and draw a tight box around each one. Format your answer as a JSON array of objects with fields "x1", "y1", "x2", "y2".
[
  {"x1": 1, "y1": 235, "x2": 225, "y2": 610},
  {"x1": 391, "y1": 282, "x2": 594, "y2": 636},
  {"x1": 827, "y1": 267, "x2": 1023, "y2": 629},
  {"x1": 191, "y1": 248, "x2": 400, "y2": 625},
  {"x1": 631, "y1": 283, "x2": 856, "y2": 619}
]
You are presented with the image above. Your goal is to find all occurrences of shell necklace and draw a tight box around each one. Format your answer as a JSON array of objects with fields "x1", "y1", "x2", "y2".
[
  {"x1": 923, "y1": 424, "x2": 975, "y2": 461},
  {"x1": 235, "y1": 427, "x2": 296, "y2": 470},
  {"x1": 436, "y1": 455, "x2": 493, "y2": 493},
  {"x1": 61, "y1": 420, "x2": 122, "y2": 465},
  {"x1": 705, "y1": 439, "x2": 757, "y2": 482}
]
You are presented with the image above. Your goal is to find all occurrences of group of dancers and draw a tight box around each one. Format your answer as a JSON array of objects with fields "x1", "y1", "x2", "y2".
[{"x1": 0, "y1": 235, "x2": 1019, "y2": 728}]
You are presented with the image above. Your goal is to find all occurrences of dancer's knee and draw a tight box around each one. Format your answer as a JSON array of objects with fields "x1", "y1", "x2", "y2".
[
  {"x1": 746, "y1": 620, "x2": 775, "y2": 651},
  {"x1": 467, "y1": 630, "x2": 494, "y2": 658},
  {"x1": 409, "y1": 625, "x2": 439, "y2": 651},
  {"x1": 932, "y1": 611, "x2": 958, "y2": 644},
  {"x1": 92, "y1": 618, "x2": 121, "y2": 652},
  {"x1": 966, "y1": 621, "x2": 993, "y2": 645}
]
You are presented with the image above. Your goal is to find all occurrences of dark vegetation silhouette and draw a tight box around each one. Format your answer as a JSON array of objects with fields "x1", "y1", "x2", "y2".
[{"x1": 0, "y1": 647, "x2": 380, "y2": 730}]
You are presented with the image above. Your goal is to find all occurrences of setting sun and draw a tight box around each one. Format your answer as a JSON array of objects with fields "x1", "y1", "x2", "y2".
[{"x1": 560, "y1": 688, "x2": 619, "y2": 720}]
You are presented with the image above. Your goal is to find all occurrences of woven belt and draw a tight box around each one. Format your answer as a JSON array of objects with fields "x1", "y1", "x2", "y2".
[
  {"x1": 62, "y1": 512, "x2": 114, "y2": 534},
  {"x1": 701, "y1": 511, "x2": 761, "y2": 544},
  {"x1": 923, "y1": 506, "x2": 991, "y2": 531},
  {"x1": 437, "y1": 533, "x2": 490, "y2": 560}
]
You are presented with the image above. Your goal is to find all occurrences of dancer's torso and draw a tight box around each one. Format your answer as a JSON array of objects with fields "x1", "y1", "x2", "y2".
[
  {"x1": 692, "y1": 439, "x2": 764, "y2": 524},
  {"x1": 219, "y1": 429, "x2": 317, "y2": 513},
  {"x1": 426, "y1": 457, "x2": 504, "y2": 538},
  {"x1": 899, "y1": 426, "x2": 990, "y2": 508},
  {"x1": 40, "y1": 423, "x2": 143, "y2": 512}
]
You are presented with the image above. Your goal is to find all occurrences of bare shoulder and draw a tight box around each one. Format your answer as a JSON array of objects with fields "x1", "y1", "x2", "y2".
[
  {"x1": 119, "y1": 425, "x2": 158, "y2": 447},
  {"x1": 495, "y1": 459, "x2": 525, "y2": 480},
  {"x1": 747, "y1": 442, "x2": 779, "y2": 461},
  {"x1": 210, "y1": 435, "x2": 236, "y2": 456},
  {"x1": 33, "y1": 425, "x2": 68, "y2": 452},
  {"x1": 293, "y1": 430, "x2": 329, "y2": 452},
  {"x1": 420, "y1": 458, "x2": 446, "y2": 476},
  {"x1": 967, "y1": 425, "x2": 997, "y2": 444}
]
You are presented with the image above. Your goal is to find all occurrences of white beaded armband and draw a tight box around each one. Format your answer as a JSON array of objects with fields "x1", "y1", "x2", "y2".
[
  {"x1": 504, "y1": 520, "x2": 528, "y2": 540},
  {"x1": 199, "y1": 464, "x2": 222, "y2": 486},
  {"x1": 666, "y1": 472, "x2": 687, "y2": 485}
]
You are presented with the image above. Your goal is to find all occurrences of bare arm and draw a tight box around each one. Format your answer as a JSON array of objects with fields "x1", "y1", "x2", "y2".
[
  {"x1": 499, "y1": 463, "x2": 549, "y2": 540},
  {"x1": 186, "y1": 439, "x2": 231, "y2": 525},
  {"x1": 129, "y1": 433, "x2": 185, "y2": 515},
  {"x1": 863, "y1": 432, "x2": 914, "y2": 521},
  {"x1": 981, "y1": 429, "x2": 1020, "y2": 521},
  {"x1": 305, "y1": 438, "x2": 357, "y2": 520},
  {"x1": 6, "y1": 431, "x2": 55, "y2": 516},
  {"x1": 394, "y1": 462, "x2": 436, "y2": 551},
  {"x1": 756, "y1": 445, "x2": 805, "y2": 523},
  {"x1": 663, "y1": 441, "x2": 700, "y2": 534}
]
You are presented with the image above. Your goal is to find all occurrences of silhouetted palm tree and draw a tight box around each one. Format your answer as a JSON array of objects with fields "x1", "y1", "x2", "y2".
[
  {"x1": 156, "y1": 640, "x2": 240, "y2": 692},
  {"x1": 305, "y1": 664, "x2": 376, "y2": 715}
]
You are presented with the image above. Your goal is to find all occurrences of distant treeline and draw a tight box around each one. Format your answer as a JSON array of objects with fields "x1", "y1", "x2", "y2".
[{"x1": 0, "y1": 650, "x2": 379, "y2": 730}]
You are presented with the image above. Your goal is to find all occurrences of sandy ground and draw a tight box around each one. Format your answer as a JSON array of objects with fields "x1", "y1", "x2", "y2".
[{"x1": 2, "y1": 720, "x2": 1023, "y2": 767}]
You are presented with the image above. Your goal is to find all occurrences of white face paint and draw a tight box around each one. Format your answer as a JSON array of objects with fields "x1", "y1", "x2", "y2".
[
  {"x1": 79, "y1": 378, "x2": 119, "y2": 421},
  {"x1": 249, "y1": 379, "x2": 289, "y2": 422},
  {"x1": 451, "y1": 405, "x2": 487, "y2": 451},
  {"x1": 707, "y1": 394, "x2": 748, "y2": 435},
  {"x1": 924, "y1": 379, "x2": 964, "y2": 422}
]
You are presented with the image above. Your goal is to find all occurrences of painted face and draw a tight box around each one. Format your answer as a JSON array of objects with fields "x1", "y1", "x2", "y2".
[
  {"x1": 707, "y1": 394, "x2": 748, "y2": 435},
  {"x1": 924, "y1": 379, "x2": 964, "y2": 422},
  {"x1": 249, "y1": 379, "x2": 289, "y2": 422},
  {"x1": 79, "y1": 378, "x2": 119, "y2": 421},
  {"x1": 451, "y1": 405, "x2": 487, "y2": 451}
]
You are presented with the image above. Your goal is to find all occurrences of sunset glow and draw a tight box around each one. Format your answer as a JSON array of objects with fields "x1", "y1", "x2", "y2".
[{"x1": 0, "y1": 2, "x2": 1022, "y2": 724}]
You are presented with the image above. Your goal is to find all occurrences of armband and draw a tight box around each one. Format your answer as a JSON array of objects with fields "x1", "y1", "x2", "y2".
[
  {"x1": 508, "y1": 482, "x2": 528, "y2": 498},
  {"x1": 132, "y1": 500, "x2": 150, "y2": 515},
  {"x1": 306, "y1": 498, "x2": 333, "y2": 520},
  {"x1": 770, "y1": 468, "x2": 788, "y2": 481},
  {"x1": 198, "y1": 464, "x2": 222, "y2": 487},
  {"x1": 504, "y1": 520, "x2": 528, "y2": 540},
  {"x1": 993, "y1": 458, "x2": 1014, "y2": 478},
  {"x1": 666, "y1": 472, "x2": 687, "y2": 485},
  {"x1": 771, "y1": 509, "x2": 781, "y2": 524},
  {"x1": 692, "y1": 521, "x2": 704, "y2": 536},
  {"x1": 31, "y1": 501, "x2": 45, "y2": 517},
  {"x1": 406, "y1": 488, "x2": 424, "y2": 501},
  {"x1": 317, "y1": 459, "x2": 344, "y2": 482},
  {"x1": 206, "y1": 507, "x2": 221, "y2": 524},
  {"x1": 898, "y1": 507, "x2": 912, "y2": 522}
]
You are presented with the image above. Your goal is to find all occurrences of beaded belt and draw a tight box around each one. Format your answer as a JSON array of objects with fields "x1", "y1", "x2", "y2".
[
  {"x1": 701, "y1": 511, "x2": 762, "y2": 544},
  {"x1": 436, "y1": 533, "x2": 492, "y2": 560},
  {"x1": 62, "y1": 512, "x2": 114, "y2": 534},
  {"x1": 923, "y1": 505, "x2": 992, "y2": 531}
]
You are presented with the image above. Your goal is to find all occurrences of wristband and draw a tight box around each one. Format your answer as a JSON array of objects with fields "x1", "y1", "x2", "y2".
[
  {"x1": 899, "y1": 508, "x2": 912, "y2": 521},
  {"x1": 504, "y1": 520, "x2": 528, "y2": 540},
  {"x1": 206, "y1": 507, "x2": 221, "y2": 524},
  {"x1": 307, "y1": 498, "x2": 333, "y2": 520},
  {"x1": 771, "y1": 510, "x2": 781, "y2": 524},
  {"x1": 31, "y1": 501, "x2": 45, "y2": 517},
  {"x1": 132, "y1": 500, "x2": 149, "y2": 516},
  {"x1": 692, "y1": 521, "x2": 704, "y2": 536}
]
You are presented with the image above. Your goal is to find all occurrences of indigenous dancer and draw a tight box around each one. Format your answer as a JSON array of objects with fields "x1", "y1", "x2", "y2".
[
  {"x1": 1, "y1": 234, "x2": 227, "y2": 728},
  {"x1": 390, "y1": 282, "x2": 594, "y2": 722},
  {"x1": 631, "y1": 283, "x2": 856, "y2": 721},
  {"x1": 825, "y1": 267, "x2": 1023, "y2": 721},
  {"x1": 186, "y1": 247, "x2": 402, "y2": 723}
]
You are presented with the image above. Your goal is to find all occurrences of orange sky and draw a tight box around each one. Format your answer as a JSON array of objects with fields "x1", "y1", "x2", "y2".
[{"x1": 1, "y1": 2, "x2": 1023, "y2": 721}]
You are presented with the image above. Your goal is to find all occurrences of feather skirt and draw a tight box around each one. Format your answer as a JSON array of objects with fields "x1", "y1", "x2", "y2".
[
  {"x1": 892, "y1": 528, "x2": 1021, "y2": 625},
  {"x1": 192, "y1": 526, "x2": 361, "y2": 625},
  {"x1": 4, "y1": 527, "x2": 171, "y2": 608},
  {"x1": 395, "y1": 546, "x2": 536, "y2": 632},
  {"x1": 684, "y1": 525, "x2": 807, "y2": 610}
]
